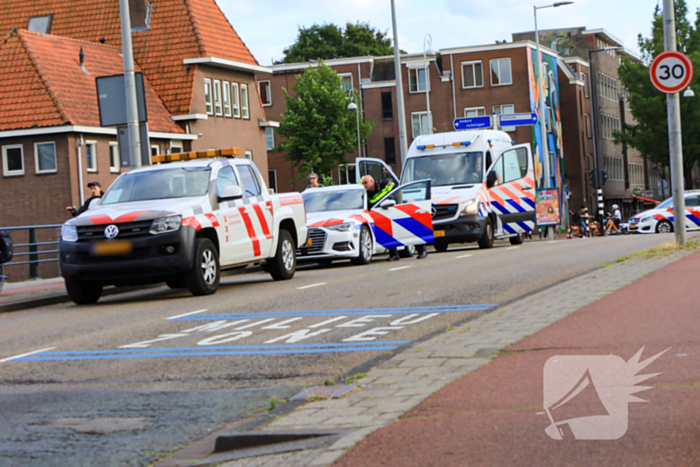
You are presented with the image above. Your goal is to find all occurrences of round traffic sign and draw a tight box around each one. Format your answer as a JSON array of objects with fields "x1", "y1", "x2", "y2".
[{"x1": 650, "y1": 51, "x2": 694, "y2": 94}]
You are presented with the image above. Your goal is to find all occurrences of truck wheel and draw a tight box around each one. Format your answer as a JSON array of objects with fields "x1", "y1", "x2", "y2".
[
  {"x1": 433, "y1": 240, "x2": 449, "y2": 252},
  {"x1": 166, "y1": 275, "x2": 186, "y2": 289},
  {"x1": 269, "y1": 229, "x2": 296, "y2": 281},
  {"x1": 478, "y1": 218, "x2": 495, "y2": 249},
  {"x1": 509, "y1": 233, "x2": 524, "y2": 245},
  {"x1": 351, "y1": 226, "x2": 373, "y2": 265},
  {"x1": 185, "y1": 238, "x2": 220, "y2": 296},
  {"x1": 65, "y1": 277, "x2": 103, "y2": 305}
]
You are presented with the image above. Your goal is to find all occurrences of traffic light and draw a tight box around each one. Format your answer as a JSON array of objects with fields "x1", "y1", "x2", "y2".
[
  {"x1": 588, "y1": 169, "x2": 599, "y2": 188},
  {"x1": 600, "y1": 170, "x2": 608, "y2": 185}
]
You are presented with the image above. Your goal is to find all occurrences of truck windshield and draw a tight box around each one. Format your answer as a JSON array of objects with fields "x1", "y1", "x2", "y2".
[
  {"x1": 403, "y1": 152, "x2": 483, "y2": 187},
  {"x1": 303, "y1": 190, "x2": 364, "y2": 212},
  {"x1": 101, "y1": 167, "x2": 211, "y2": 205}
]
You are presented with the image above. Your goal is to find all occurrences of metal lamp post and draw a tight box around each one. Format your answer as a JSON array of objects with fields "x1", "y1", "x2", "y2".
[
  {"x1": 391, "y1": 0, "x2": 408, "y2": 165},
  {"x1": 423, "y1": 34, "x2": 435, "y2": 135},
  {"x1": 534, "y1": 1, "x2": 573, "y2": 239},
  {"x1": 347, "y1": 100, "x2": 361, "y2": 159}
]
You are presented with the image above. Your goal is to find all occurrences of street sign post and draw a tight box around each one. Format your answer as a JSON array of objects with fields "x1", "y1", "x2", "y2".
[
  {"x1": 453, "y1": 116, "x2": 492, "y2": 131},
  {"x1": 650, "y1": 50, "x2": 693, "y2": 94},
  {"x1": 498, "y1": 112, "x2": 538, "y2": 127}
]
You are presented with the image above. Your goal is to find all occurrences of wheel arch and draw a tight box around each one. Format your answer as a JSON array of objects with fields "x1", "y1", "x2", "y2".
[{"x1": 197, "y1": 227, "x2": 220, "y2": 253}]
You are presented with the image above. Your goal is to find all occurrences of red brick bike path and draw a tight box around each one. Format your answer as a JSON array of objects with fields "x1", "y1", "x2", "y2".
[{"x1": 335, "y1": 252, "x2": 700, "y2": 467}]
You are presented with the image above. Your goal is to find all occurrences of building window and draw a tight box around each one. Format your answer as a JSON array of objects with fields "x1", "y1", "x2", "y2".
[
  {"x1": 493, "y1": 104, "x2": 515, "y2": 132},
  {"x1": 86, "y1": 141, "x2": 97, "y2": 172},
  {"x1": 170, "y1": 142, "x2": 183, "y2": 154},
  {"x1": 490, "y1": 58, "x2": 512, "y2": 86},
  {"x1": 462, "y1": 61, "x2": 483, "y2": 88},
  {"x1": 381, "y1": 92, "x2": 393, "y2": 120},
  {"x1": 409, "y1": 68, "x2": 428, "y2": 93},
  {"x1": 2, "y1": 144, "x2": 24, "y2": 176},
  {"x1": 213, "y1": 80, "x2": 223, "y2": 116},
  {"x1": 232, "y1": 82, "x2": 240, "y2": 118},
  {"x1": 151, "y1": 145, "x2": 160, "y2": 157},
  {"x1": 265, "y1": 127, "x2": 274, "y2": 151},
  {"x1": 411, "y1": 112, "x2": 431, "y2": 138},
  {"x1": 241, "y1": 84, "x2": 249, "y2": 119},
  {"x1": 109, "y1": 143, "x2": 120, "y2": 173},
  {"x1": 28, "y1": 15, "x2": 52, "y2": 34},
  {"x1": 244, "y1": 150, "x2": 252, "y2": 160},
  {"x1": 585, "y1": 114, "x2": 592, "y2": 138},
  {"x1": 223, "y1": 81, "x2": 232, "y2": 117},
  {"x1": 259, "y1": 80, "x2": 271, "y2": 106},
  {"x1": 465, "y1": 107, "x2": 486, "y2": 118},
  {"x1": 204, "y1": 79, "x2": 213, "y2": 115},
  {"x1": 384, "y1": 137, "x2": 396, "y2": 165},
  {"x1": 34, "y1": 142, "x2": 57, "y2": 174},
  {"x1": 268, "y1": 169, "x2": 277, "y2": 193},
  {"x1": 583, "y1": 73, "x2": 589, "y2": 98},
  {"x1": 340, "y1": 74, "x2": 353, "y2": 97}
]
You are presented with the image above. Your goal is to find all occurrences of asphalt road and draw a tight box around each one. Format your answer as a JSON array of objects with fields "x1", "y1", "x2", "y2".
[{"x1": 0, "y1": 233, "x2": 674, "y2": 466}]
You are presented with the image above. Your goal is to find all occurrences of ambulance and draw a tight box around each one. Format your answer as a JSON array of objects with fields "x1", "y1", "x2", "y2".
[{"x1": 355, "y1": 129, "x2": 536, "y2": 251}]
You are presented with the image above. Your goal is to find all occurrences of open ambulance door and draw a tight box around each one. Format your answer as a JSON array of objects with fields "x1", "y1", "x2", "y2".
[
  {"x1": 486, "y1": 143, "x2": 536, "y2": 235},
  {"x1": 369, "y1": 179, "x2": 434, "y2": 249},
  {"x1": 355, "y1": 158, "x2": 399, "y2": 187}
]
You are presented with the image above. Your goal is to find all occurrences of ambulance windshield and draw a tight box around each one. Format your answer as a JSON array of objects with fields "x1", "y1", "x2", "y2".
[
  {"x1": 403, "y1": 152, "x2": 483, "y2": 187},
  {"x1": 303, "y1": 189, "x2": 365, "y2": 212},
  {"x1": 102, "y1": 167, "x2": 211, "y2": 204}
]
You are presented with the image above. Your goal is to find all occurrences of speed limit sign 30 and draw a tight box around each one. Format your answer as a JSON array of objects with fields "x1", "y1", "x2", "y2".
[{"x1": 650, "y1": 50, "x2": 694, "y2": 94}]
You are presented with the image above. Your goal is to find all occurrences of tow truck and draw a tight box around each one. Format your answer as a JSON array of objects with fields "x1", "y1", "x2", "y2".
[{"x1": 59, "y1": 148, "x2": 307, "y2": 304}]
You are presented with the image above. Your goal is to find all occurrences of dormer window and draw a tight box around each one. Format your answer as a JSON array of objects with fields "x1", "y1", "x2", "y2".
[{"x1": 28, "y1": 15, "x2": 53, "y2": 34}]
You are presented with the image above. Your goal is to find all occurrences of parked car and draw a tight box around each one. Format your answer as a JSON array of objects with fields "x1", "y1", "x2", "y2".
[{"x1": 628, "y1": 191, "x2": 700, "y2": 234}]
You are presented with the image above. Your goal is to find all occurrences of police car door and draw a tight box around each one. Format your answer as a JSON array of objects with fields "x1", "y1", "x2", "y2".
[
  {"x1": 486, "y1": 144, "x2": 536, "y2": 234},
  {"x1": 354, "y1": 158, "x2": 399, "y2": 186},
  {"x1": 369, "y1": 180, "x2": 434, "y2": 248}
]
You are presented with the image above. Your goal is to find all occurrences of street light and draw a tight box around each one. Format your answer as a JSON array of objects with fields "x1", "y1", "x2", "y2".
[
  {"x1": 347, "y1": 100, "x2": 361, "y2": 159},
  {"x1": 683, "y1": 87, "x2": 695, "y2": 98},
  {"x1": 534, "y1": 1, "x2": 573, "y2": 239},
  {"x1": 423, "y1": 33, "x2": 435, "y2": 135}
]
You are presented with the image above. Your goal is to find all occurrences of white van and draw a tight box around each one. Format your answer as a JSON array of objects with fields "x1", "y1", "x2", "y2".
[{"x1": 355, "y1": 129, "x2": 536, "y2": 251}]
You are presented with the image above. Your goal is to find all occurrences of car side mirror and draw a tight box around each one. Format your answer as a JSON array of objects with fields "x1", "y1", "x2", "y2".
[
  {"x1": 218, "y1": 185, "x2": 242, "y2": 201},
  {"x1": 379, "y1": 198, "x2": 396, "y2": 209},
  {"x1": 486, "y1": 171, "x2": 498, "y2": 189}
]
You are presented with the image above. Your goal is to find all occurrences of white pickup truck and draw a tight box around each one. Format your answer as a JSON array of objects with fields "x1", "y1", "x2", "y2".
[{"x1": 59, "y1": 156, "x2": 307, "y2": 304}]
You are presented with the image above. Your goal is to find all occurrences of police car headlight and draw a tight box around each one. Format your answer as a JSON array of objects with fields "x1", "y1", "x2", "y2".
[
  {"x1": 640, "y1": 216, "x2": 651, "y2": 223},
  {"x1": 326, "y1": 222, "x2": 354, "y2": 232},
  {"x1": 61, "y1": 224, "x2": 78, "y2": 242},
  {"x1": 150, "y1": 215, "x2": 182, "y2": 235},
  {"x1": 460, "y1": 199, "x2": 480, "y2": 216}
]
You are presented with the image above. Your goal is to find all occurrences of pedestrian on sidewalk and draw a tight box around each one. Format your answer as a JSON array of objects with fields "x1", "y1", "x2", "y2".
[
  {"x1": 305, "y1": 173, "x2": 324, "y2": 190},
  {"x1": 65, "y1": 182, "x2": 103, "y2": 217}
]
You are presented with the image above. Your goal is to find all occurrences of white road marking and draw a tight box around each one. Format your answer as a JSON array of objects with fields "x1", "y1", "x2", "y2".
[
  {"x1": 1, "y1": 347, "x2": 55, "y2": 363},
  {"x1": 297, "y1": 282, "x2": 327, "y2": 290},
  {"x1": 506, "y1": 246, "x2": 520, "y2": 250},
  {"x1": 309, "y1": 316, "x2": 347, "y2": 328},
  {"x1": 389, "y1": 266, "x2": 411, "y2": 271},
  {"x1": 167, "y1": 309, "x2": 208, "y2": 321},
  {"x1": 456, "y1": 254, "x2": 472, "y2": 259}
]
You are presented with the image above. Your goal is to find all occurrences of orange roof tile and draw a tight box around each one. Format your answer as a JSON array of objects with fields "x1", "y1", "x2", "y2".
[{"x1": 0, "y1": 30, "x2": 183, "y2": 133}]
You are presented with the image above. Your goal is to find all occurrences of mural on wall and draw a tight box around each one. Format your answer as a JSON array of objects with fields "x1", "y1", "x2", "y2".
[
  {"x1": 549, "y1": 32, "x2": 575, "y2": 57},
  {"x1": 527, "y1": 49, "x2": 566, "y2": 224}
]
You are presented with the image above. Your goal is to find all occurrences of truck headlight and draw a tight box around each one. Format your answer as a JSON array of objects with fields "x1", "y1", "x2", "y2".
[
  {"x1": 61, "y1": 224, "x2": 78, "y2": 242},
  {"x1": 326, "y1": 222, "x2": 353, "y2": 232},
  {"x1": 460, "y1": 199, "x2": 480, "y2": 216},
  {"x1": 150, "y1": 215, "x2": 182, "y2": 235}
]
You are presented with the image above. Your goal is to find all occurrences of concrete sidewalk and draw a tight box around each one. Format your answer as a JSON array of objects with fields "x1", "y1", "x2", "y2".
[
  {"x1": 206, "y1": 238, "x2": 699, "y2": 467},
  {"x1": 0, "y1": 277, "x2": 69, "y2": 312}
]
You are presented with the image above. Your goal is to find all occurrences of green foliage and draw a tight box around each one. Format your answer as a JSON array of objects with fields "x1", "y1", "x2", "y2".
[
  {"x1": 616, "y1": 0, "x2": 700, "y2": 186},
  {"x1": 275, "y1": 62, "x2": 374, "y2": 178},
  {"x1": 281, "y1": 22, "x2": 399, "y2": 64}
]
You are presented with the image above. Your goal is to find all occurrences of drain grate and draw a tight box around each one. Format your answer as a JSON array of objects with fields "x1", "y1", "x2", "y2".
[{"x1": 289, "y1": 385, "x2": 356, "y2": 401}]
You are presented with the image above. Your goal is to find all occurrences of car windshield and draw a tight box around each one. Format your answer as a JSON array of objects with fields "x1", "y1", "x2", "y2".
[
  {"x1": 101, "y1": 167, "x2": 211, "y2": 205},
  {"x1": 303, "y1": 190, "x2": 364, "y2": 212},
  {"x1": 656, "y1": 198, "x2": 673, "y2": 210},
  {"x1": 402, "y1": 152, "x2": 483, "y2": 187}
]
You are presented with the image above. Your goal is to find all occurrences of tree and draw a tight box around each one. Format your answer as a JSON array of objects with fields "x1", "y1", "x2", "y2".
[
  {"x1": 275, "y1": 62, "x2": 374, "y2": 179},
  {"x1": 615, "y1": 0, "x2": 700, "y2": 189},
  {"x1": 281, "y1": 22, "x2": 399, "y2": 64}
]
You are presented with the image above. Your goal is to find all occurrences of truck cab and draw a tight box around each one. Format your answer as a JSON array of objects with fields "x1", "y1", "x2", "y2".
[{"x1": 355, "y1": 130, "x2": 536, "y2": 251}]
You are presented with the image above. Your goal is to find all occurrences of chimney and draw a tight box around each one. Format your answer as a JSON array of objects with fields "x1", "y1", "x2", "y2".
[
  {"x1": 129, "y1": 0, "x2": 150, "y2": 29},
  {"x1": 79, "y1": 47, "x2": 90, "y2": 75}
]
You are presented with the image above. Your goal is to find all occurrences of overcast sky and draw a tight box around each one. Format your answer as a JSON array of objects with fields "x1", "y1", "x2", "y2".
[{"x1": 219, "y1": 0, "x2": 699, "y2": 65}]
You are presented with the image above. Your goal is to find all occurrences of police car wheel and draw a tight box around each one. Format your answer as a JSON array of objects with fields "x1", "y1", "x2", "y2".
[
  {"x1": 656, "y1": 221, "x2": 673, "y2": 234},
  {"x1": 65, "y1": 277, "x2": 103, "y2": 305},
  {"x1": 509, "y1": 233, "x2": 524, "y2": 245},
  {"x1": 186, "y1": 238, "x2": 220, "y2": 296},
  {"x1": 478, "y1": 218, "x2": 495, "y2": 249},
  {"x1": 351, "y1": 226, "x2": 373, "y2": 265},
  {"x1": 433, "y1": 241, "x2": 449, "y2": 252},
  {"x1": 269, "y1": 229, "x2": 296, "y2": 281}
]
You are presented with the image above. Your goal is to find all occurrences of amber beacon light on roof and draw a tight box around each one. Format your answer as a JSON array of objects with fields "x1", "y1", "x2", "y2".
[{"x1": 152, "y1": 147, "x2": 242, "y2": 164}]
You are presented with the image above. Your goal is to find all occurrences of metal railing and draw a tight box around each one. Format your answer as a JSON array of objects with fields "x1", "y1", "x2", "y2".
[{"x1": 1, "y1": 224, "x2": 62, "y2": 279}]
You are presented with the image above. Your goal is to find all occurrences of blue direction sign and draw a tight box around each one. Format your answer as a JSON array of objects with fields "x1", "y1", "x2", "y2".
[
  {"x1": 498, "y1": 112, "x2": 538, "y2": 127},
  {"x1": 454, "y1": 116, "x2": 492, "y2": 131}
]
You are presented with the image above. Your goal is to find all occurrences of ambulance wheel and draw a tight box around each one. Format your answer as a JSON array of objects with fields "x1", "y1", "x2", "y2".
[
  {"x1": 478, "y1": 218, "x2": 495, "y2": 249},
  {"x1": 269, "y1": 229, "x2": 296, "y2": 281},
  {"x1": 351, "y1": 226, "x2": 373, "y2": 265},
  {"x1": 509, "y1": 233, "x2": 524, "y2": 245},
  {"x1": 186, "y1": 238, "x2": 220, "y2": 296},
  {"x1": 166, "y1": 275, "x2": 187, "y2": 289},
  {"x1": 656, "y1": 221, "x2": 673, "y2": 234},
  {"x1": 65, "y1": 277, "x2": 103, "y2": 305},
  {"x1": 433, "y1": 241, "x2": 449, "y2": 252},
  {"x1": 399, "y1": 245, "x2": 416, "y2": 258}
]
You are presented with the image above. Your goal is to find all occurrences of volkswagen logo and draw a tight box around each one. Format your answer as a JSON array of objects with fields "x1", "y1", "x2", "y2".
[
  {"x1": 104, "y1": 224, "x2": 119, "y2": 239},
  {"x1": 431, "y1": 206, "x2": 437, "y2": 218}
]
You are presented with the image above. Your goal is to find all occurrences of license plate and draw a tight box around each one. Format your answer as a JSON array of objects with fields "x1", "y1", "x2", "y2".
[
  {"x1": 629, "y1": 225, "x2": 638, "y2": 229},
  {"x1": 434, "y1": 230, "x2": 445, "y2": 237},
  {"x1": 302, "y1": 239, "x2": 313, "y2": 247},
  {"x1": 91, "y1": 240, "x2": 133, "y2": 256}
]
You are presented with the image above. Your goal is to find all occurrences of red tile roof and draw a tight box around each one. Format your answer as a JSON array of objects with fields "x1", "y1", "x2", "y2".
[
  {"x1": 0, "y1": 29, "x2": 183, "y2": 133},
  {"x1": 0, "y1": 0, "x2": 260, "y2": 116}
]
